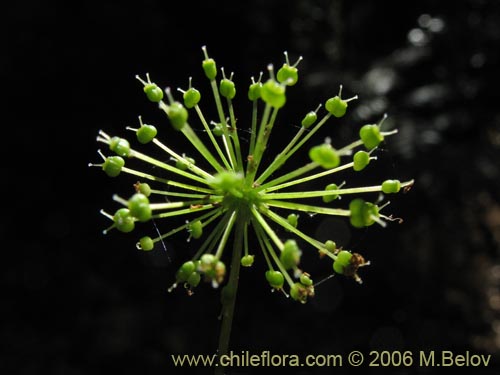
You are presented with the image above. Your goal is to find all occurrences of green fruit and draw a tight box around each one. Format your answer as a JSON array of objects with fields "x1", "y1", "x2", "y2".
[
  {"x1": 261, "y1": 79, "x2": 286, "y2": 109},
  {"x1": 382, "y1": 179, "x2": 401, "y2": 194},
  {"x1": 325, "y1": 96, "x2": 348, "y2": 118},
  {"x1": 353, "y1": 150, "x2": 370, "y2": 171},
  {"x1": 359, "y1": 124, "x2": 384, "y2": 150},
  {"x1": 265, "y1": 270, "x2": 284, "y2": 289},
  {"x1": 309, "y1": 144, "x2": 340, "y2": 169}
]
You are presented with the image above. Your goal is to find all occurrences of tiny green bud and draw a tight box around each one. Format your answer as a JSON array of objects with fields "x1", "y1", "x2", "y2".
[
  {"x1": 301, "y1": 111, "x2": 317, "y2": 128},
  {"x1": 277, "y1": 52, "x2": 301, "y2": 86},
  {"x1": 102, "y1": 156, "x2": 125, "y2": 177},
  {"x1": 139, "y1": 236, "x2": 154, "y2": 251},
  {"x1": 359, "y1": 124, "x2": 384, "y2": 150},
  {"x1": 382, "y1": 179, "x2": 401, "y2": 194},
  {"x1": 265, "y1": 270, "x2": 284, "y2": 289},
  {"x1": 299, "y1": 273, "x2": 313, "y2": 287},
  {"x1": 349, "y1": 198, "x2": 380, "y2": 228},
  {"x1": 333, "y1": 250, "x2": 353, "y2": 274},
  {"x1": 212, "y1": 122, "x2": 224, "y2": 137},
  {"x1": 325, "y1": 96, "x2": 348, "y2": 118},
  {"x1": 187, "y1": 272, "x2": 201, "y2": 288},
  {"x1": 261, "y1": 79, "x2": 286, "y2": 109},
  {"x1": 324, "y1": 240, "x2": 337, "y2": 252},
  {"x1": 113, "y1": 208, "x2": 135, "y2": 233},
  {"x1": 309, "y1": 144, "x2": 340, "y2": 169},
  {"x1": 167, "y1": 102, "x2": 188, "y2": 131},
  {"x1": 135, "y1": 182, "x2": 151, "y2": 197},
  {"x1": 353, "y1": 150, "x2": 370, "y2": 171},
  {"x1": 280, "y1": 239, "x2": 302, "y2": 270},
  {"x1": 128, "y1": 193, "x2": 152, "y2": 222},
  {"x1": 144, "y1": 83, "x2": 163, "y2": 103},
  {"x1": 277, "y1": 64, "x2": 298, "y2": 86},
  {"x1": 109, "y1": 137, "x2": 130, "y2": 157},
  {"x1": 322, "y1": 183, "x2": 339, "y2": 203},
  {"x1": 202, "y1": 58, "x2": 217, "y2": 80},
  {"x1": 241, "y1": 254, "x2": 255, "y2": 267},
  {"x1": 248, "y1": 82, "x2": 262, "y2": 101},
  {"x1": 188, "y1": 220, "x2": 203, "y2": 239},
  {"x1": 183, "y1": 87, "x2": 201, "y2": 108},
  {"x1": 176, "y1": 261, "x2": 196, "y2": 283},
  {"x1": 136, "y1": 124, "x2": 157, "y2": 144},
  {"x1": 220, "y1": 78, "x2": 236, "y2": 99}
]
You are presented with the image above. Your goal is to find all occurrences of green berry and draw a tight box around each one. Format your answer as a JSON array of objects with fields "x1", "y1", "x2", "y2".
[
  {"x1": 300, "y1": 273, "x2": 313, "y2": 287},
  {"x1": 349, "y1": 198, "x2": 380, "y2": 228},
  {"x1": 220, "y1": 78, "x2": 236, "y2": 99},
  {"x1": 176, "y1": 261, "x2": 196, "y2": 283},
  {"x1": 202, "y1": 58, "x2": 217, "y2": 80},
  {"x1": 139, "y1": 236, "x2": 154, "y2": 251},
  {"x1": 109, "y1": 137, "x2": 130, "y2": 157},
  {"x1": 325, "y1": 96, "x2": 347, "y2": 118},
  {"x1": 136, "y1": 124, "x2": 157, "y2": 144},
  {"x1": 277, "y1": 64, "x2": 298, "y2": 86},
  {"x1": 309, "y1": 144, "x2": 340, "y2": 169},
  {"x1": 333, "y1": 250, "x2": 352, "y2": 274},
  {"x1": 301, "y1": 111, "x2": 317, "y2": 128},
  {"x1": 382, "y1": 179, "x2": 401, "y2": 194},
  {"x1": 349, "y1": 199, "x2": 365, "y2": 228},
  {"x1": 353, "y1": 150, "x2": 370, "y2": 171},
  {"x1": 167, "y1": 102, "x2": 188, "y2": 131},
  {"x1": 322, "y1": 183, "x2": 339, "y2": 203},
  {"x1": 265, "y1": 270, "x2": 284, "y2": 289},
  {"x1": 324, "y1": 240, "x2": 336, "y2": 252},
  {"x1": 333, "y1": 261, "x2": 344, "y2": 274},
  {"x1": 248, "y1": 82, "x2": 262, "y2": 101},
  {"x1": 128, "y1": 193, "x2": 152, "y2": 222},
  {"x1": 188, "y1": 220, "x2": 203, "y2": 239},
  {"x1": 287, "y1": 213, "x2": 299, "y2": 228},
  {"x1": 261, "y1": 79, "x2": 286, "y2": 109},
  {"x1": 337, "y1": 250, "x2": 352, "y2": 265},
  {"x1": 359, "y1": 124, "x2": 384, "y2": 150},
  {"x1": 241, "y1": 254, "x2": 255, "y2": 267},
  {"x1": 102, "y1": 156, "x2": 124, "y2": 177},
  {"x1": 183, "y1": 87, "x2": 201, "y2": 108},
  {"x1": 187, "y1": 272, "x2": 201, "y2": 288},
  {"x1": 280, "y1": 239, "x2": 302, "y2": 270},
  {"x1": 136, "y1": 182, "x2": 151, "y2": 197},
  {"x1": 212, "y1": 122, "x2": 224, "y2": 137},
  {"x1": 113, "y1": 208, "x2": 135, "y2": 233},
  {"x1": 144, "y1": 83, "x2": 163, "y2": 103}
]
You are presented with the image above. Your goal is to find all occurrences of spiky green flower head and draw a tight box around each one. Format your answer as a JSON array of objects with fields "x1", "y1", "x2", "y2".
[{"x1": 90, "y1": 45, "x2": 414, "y2": 303}]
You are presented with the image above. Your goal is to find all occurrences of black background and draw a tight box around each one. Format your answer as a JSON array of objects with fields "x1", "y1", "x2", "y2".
[{"x1": 3, "y1": 0, "x2": 500, "y2": 374}]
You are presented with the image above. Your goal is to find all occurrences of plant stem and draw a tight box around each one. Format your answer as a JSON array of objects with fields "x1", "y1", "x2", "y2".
[{"x1": 215, "y1": 218, "x2": 245, "y2": 375}]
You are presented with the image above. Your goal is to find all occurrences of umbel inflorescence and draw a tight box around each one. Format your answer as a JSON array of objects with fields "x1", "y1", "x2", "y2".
[{"x1": 90, "y1": 46, "x2": 413, "y2": 305}]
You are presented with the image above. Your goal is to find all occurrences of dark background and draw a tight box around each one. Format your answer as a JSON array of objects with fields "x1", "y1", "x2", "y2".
[{"x1": 2, "y1": 0, "x2": 500, "y2": 374}]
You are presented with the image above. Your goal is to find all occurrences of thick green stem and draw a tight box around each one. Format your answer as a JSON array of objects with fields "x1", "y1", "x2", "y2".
[{"x1": 215, "y1": 218, "x2": 245, "y2": 375}]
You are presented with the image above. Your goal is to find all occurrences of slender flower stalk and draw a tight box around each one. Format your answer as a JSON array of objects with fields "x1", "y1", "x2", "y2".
[{"x1": 89, "y1": 46, "x2": 413, "y2": 371}]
